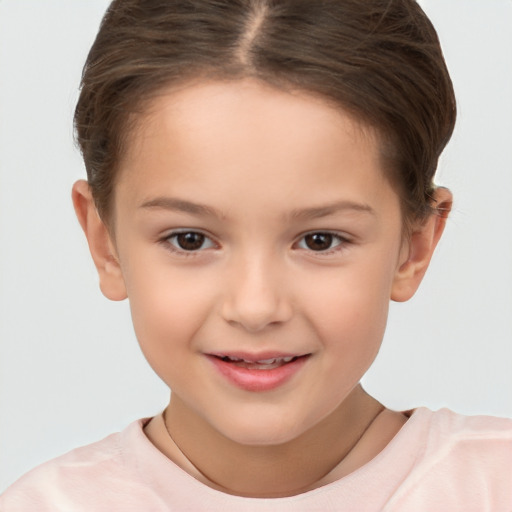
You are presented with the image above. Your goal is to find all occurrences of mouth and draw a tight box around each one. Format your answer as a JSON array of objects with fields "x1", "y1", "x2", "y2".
[
  {"x1": 213, "y1": 354, "x2": 305, "y2": 370},
  {"x1": 206, "y1": 352, "x2": 311, "y2": 392}
]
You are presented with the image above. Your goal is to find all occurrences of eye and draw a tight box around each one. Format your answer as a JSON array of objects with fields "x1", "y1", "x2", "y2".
[
  {"x1": 166, "y1": 231, "x2": 215, "y2": 252},
  {"x1": 296, "y1": 232, "x2": 345, "y2": 252}
]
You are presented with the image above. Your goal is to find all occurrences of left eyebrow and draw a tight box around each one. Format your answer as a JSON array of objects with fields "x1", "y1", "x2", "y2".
[{"x1": 289, "y1": 200, "x2": 376, "y2": 220}]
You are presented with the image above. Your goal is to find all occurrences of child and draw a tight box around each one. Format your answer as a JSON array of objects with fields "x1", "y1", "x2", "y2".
[{"x1": 1, "y1": 0, "x2": 511, "y2": 510}]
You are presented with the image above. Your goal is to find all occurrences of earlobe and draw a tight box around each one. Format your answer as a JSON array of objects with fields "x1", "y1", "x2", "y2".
[
  {"x1": 391, "y1": 187, "x2": 452, "y2": 302},
  {"x1": 72, "y1": 180, "x2": 127, "y2": 301}
]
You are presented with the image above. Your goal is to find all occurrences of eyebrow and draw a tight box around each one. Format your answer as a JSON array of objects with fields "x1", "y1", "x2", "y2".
[
  {"x1": 140, "y1": 197, "x2": 223, "y2": 218},
  {"x1": 140, "y1": 197, "x2": 375, "y2": 220},
  {"x1": 289, "y1": 200, "x2": 376, "y2": 220}
]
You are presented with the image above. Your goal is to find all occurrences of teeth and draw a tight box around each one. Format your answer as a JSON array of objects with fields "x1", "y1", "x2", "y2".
[
  {"x1": 258, "y1": 358, "x2": 278, "y2": 364},
  {"x1": 256, "y1": 356, "x2": 296, "y2": 364},
  {"x1": 222, "y1": 356, "x2": 242, "y2": 362},
  {"x1": 220, "y1": 355, "x2": 297, "y2": 364}
]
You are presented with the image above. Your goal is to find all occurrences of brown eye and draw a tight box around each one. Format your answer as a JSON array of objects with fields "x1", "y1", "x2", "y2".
[
  {"x1": 304, "y1": 233, "x2": 333, "y2": 251},
  {"x1": 298, "y1": 232, "x2": 344, "y2": 252},
  {"x1": 169, "y1": 232, "x2": 213, "y2": 252}
]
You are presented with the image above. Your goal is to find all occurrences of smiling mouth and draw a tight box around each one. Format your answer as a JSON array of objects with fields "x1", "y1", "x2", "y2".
[
  {"x1": 213, "y1": 354, "x2": 307, "y2": 370},
  {"x1": 207, "y1": 353, "x2": 311, "y2": 391}
]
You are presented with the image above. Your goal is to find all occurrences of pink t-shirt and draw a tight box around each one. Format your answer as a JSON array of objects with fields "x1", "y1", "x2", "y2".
[{"x1": 1, "y1": 408, "x2": 511, "y2": 511}]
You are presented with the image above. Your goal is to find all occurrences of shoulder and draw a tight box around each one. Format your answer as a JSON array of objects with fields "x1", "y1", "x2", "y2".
[
  {"x1": 386, "y1": 408, "x2": 512, "y2": 511},
  {"x1": 0, "y1": 419, "x2": 160, "y2": 512},
  {"x1": 420, "y1": 407, "x2": 512, "y2": 457},
  {"x1": 426, "y1": 406, "x2": 512, "y2": 434}
]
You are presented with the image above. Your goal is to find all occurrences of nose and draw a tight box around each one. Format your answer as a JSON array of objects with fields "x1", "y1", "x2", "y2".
[{"x1": 221, "y1": 254, "x2": 293, "y2": 332}]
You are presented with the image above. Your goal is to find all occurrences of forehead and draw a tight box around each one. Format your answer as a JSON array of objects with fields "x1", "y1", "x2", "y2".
[
  {"x1": 114, "y1": 79, "x2": 398, "y2": 219},
  {"x1": 134, "y1": 80, "x2": 371, "y2": 142},
  {"x1": 121, "y1": 79, "x2": 381, "y2": 165}
]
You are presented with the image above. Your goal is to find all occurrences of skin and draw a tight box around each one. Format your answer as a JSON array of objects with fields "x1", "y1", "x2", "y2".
[{"x1": 73, "y1": 79, "x2": 452, "y2": 498}]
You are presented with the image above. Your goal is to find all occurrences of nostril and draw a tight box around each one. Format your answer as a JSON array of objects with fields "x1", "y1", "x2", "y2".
[{"x1": 220, "y1": 269, "x2": 293, "y2": 331}]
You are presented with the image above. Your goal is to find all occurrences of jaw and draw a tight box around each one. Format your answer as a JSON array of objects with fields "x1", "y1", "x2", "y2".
[{"x1": 160, "y1": 385, "x2": 385, "y2": 497}]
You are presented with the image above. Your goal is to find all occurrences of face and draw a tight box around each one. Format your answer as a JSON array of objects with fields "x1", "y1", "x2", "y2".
[{"x1": 107, "y1": 80, "x2": 408, "y2": 445}]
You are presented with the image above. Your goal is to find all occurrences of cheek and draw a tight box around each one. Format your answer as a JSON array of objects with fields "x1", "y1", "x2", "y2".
[
  {"x1": 123, "y1": 262, "x2": 217, "y2": 374},
  {"x1": 314, "y1": 288, "x2": 389, "y2": 359},
  {"x1": 301, "y1": 256, "x2": 396, "y2": 352}
]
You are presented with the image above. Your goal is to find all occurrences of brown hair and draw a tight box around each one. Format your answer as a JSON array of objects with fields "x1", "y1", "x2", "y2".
[{"x1": 74, "y1": 0, "x2": 456, "y2": 224}]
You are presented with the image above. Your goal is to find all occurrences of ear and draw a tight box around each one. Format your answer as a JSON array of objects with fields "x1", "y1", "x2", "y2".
[
  {"x1": 391, "y1": 187, "x2": 452, "y2": 302},
  {"x1": 72, "y1": 180, "x2": 127, "y2": 301}
]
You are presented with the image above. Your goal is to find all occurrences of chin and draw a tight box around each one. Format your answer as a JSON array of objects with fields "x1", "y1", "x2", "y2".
[{"x1": 214, "y1": 411, "x2": 311, "y2": 447}]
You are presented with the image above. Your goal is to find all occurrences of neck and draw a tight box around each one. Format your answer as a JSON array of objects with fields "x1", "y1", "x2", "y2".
[{"x1": 148, "y1": 386, "x2": 387, "y2": 498}]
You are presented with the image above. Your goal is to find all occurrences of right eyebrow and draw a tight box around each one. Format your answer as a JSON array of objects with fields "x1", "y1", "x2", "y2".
[{"x1": 139, "y1": 197, "x2": 223, "y2": 219}]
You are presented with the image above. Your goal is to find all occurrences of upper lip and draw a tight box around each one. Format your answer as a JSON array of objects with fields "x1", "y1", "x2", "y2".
[{"x1": 207, "y1": 351, "x2": 310, "y2": 363}]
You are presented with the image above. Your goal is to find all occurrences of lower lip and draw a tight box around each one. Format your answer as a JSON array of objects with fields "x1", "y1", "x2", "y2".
[{"x1": 207, "y1": 355, "x2": 309, "y2": 392}]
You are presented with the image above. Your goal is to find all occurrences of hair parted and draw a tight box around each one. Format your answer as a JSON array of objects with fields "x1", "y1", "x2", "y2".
[{"x1": 74, "y1": 0, "x2": 456, "y2": 223}]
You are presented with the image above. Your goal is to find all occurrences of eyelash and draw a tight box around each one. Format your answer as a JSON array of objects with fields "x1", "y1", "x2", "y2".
[
  {"x1": 295, "y1": 231, "x2": 350, "y2": 255},
  {"x1": 161, "y1": 230, "x2": 217, "y2": 257},
  {"x1": 159, "y1": 230, "x2": 350, "y2": 257}
]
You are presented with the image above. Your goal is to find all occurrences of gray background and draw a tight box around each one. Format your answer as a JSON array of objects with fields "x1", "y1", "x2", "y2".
[{"x1": 1, "y1": 0, "x2": 511, "y2": 492}]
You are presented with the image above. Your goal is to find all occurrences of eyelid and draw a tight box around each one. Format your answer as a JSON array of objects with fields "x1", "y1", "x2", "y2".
[
  {"x1": 158, "y1": 228, "x2": 351, "y2": 256},
  {"x1": 294, "y1": 230, "x2": 351, "y2": 254},
  {"x1": 160, "y1": 228, "x2": 218, "y2": 255}
]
